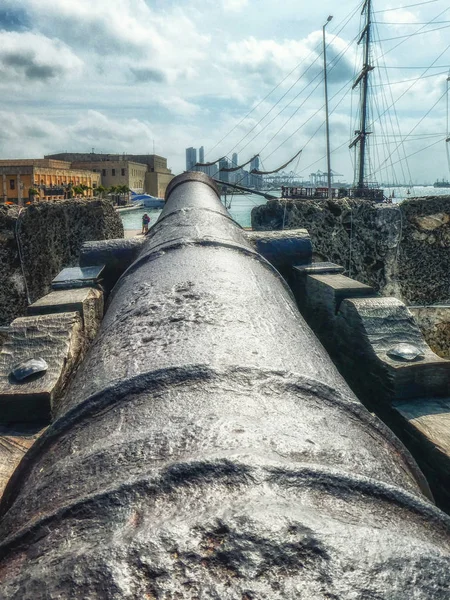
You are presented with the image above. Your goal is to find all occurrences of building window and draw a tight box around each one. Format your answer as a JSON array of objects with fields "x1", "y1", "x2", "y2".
[
  {"x1": 102, "y1": 169, "x2": 106, "y2": 176},
  {"x1": 112, "y1": 169, "x2": 116, "y2": 176},
  {"x1": 121, "y1": 168, "x2": 125, "y2": 176},
  {"x1": 9, "y1": 179, "x2": 15, "y2": 190}
]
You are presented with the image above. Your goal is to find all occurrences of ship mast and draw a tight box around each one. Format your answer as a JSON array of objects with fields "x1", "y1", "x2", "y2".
[{"x1": 350, "y1": 0, "x2": 375, "y2": 193}]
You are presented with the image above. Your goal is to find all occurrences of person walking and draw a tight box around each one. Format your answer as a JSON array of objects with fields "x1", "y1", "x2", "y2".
[{"x1": 142, "y1": 213, "x2": 151, "y2": 234}]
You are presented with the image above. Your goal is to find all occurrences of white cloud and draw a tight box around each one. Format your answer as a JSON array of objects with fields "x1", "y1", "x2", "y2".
[
  {"x1": 158, "y1": 96, "x2": 201, "y2": 117},
  {"x1": 222, "y1": 0, "x2": 248, "y2": 12},
  {"x1": 0, "y1": 31, "x2": 83, "y2": 83}
]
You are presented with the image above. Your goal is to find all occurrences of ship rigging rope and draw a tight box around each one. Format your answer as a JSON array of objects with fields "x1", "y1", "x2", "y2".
[
  {"x1": 446, "y1": 73, "x2": 450, "y2": 175},
  {"x1": 374, "y1": 20, "x2": 450, "y2": 24},
  {"x1": 369, "y1": 88, "x2": 448, "y2": 177},
  {"x1": 218, "y1": 154, "x2": 259, "y2": 172},
  {"x1": 371, "y1": 71, "x2": 449, "y2": 85},
  {"x1": 255, "y1": 32, "x2": 360, "y2": 163},
  {"x1": 378, "y1": 23, "x2": 450, "y2": 42},
  {"x1": 205, "y1": 1, "x2": 362, "y2": 163},
  {"x1": 251, "y1": 149, "x2": 303, "y2": 175},
  {"x1": 375, "y1": 5, "x2": 450, "y2": 60},
  {"x1": 372, "y1": 18, "x2": 413, "y2": 186},
  {"x1": 233, "y1": 17, "x2": 362, "y2": 160},
  {"x1": 195, "y1": 156, "x2": 226, "y2": 167},
  {"x1": 367, "y1": 41, "x2": 450, "y2": 142},
  {"x1": 209, "y1": 29, "x2": 357, "y2": 181},
  {"x1": 373, "y1": 0, "x2": 439, "y2": 12},
  {"x1": 371, "y1": 136, "x2": 447, "y2": 175}
]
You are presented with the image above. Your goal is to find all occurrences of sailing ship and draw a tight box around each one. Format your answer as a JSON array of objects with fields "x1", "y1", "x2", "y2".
[{"x1": 196, "y1": 0, "x2": 428, "y2": 204}]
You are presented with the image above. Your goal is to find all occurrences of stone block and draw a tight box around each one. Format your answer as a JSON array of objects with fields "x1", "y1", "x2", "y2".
[
  {"x1": 79, "y1": 237, "x2": 145, "y2": 291},
  {"x1": 0, "y1": 313, "x2": 84, "y2": 423},
  {"x1": 292, "y1": 271, "x2": 375, "y2": 339},
  {"x1": 27, "y1": 287, "x2": 103, "y2": 340},
  {"x1": 0, "y1": 424, "x2": 45, "y2": 500},
  {"x1": 245, "y1": 229, "x2": 312, "y2": 275},
  {"x1": 51, "y1": 265, "x2": 105, "y2": 290},
  {"x1": 335, "y1": 297, "x2": 450, "y2": 406},
  {"x1": 392, "y1": 397, "x2": 450, "y2": 511}
]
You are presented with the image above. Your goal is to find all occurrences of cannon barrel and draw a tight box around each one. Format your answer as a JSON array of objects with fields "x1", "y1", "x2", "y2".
[{"x1": 0, "y1": 172, "x2": 449, "y2": 598}]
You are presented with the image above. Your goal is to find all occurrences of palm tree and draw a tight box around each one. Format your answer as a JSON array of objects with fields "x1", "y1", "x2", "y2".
[
  {"x1": 28, "y1": 187, "x2": 39, "y2": 201},
  {"x1": 117, "y1": 184, "x2": 130, "y2": 205},
  {"x1": 107, "y1": 185, "x2": 120, "y2": 205},
  {"x1": 72, "y1": 185, "x2": 85, "y2": 197},
  {"x1": 94, "y1": 184, "x2": 107, "y2": 198}
]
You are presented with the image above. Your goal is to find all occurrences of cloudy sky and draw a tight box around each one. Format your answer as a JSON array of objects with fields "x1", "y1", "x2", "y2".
[{"x1": 0, "y1": 0, "x2": 449, "y2": 183}]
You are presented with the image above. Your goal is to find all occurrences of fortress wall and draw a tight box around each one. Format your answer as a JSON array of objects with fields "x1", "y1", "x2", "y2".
[
  {"x1": 0, "y1": 199, "x2": 123, "y2": 327},
  {"x1": 251, "y1": 196, "x2": 450, "y2": 305}
]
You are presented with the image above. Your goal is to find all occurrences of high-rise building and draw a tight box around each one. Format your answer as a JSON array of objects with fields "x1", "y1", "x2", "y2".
[
  {"x1": 250, "y1": 156, "x2": 263, "y2": 189},
  {"x1": 218, "y1": 158, "x2": 229, "y2": 183},
  {"x1": 232, "y1": 153, "x2": 238, "y2": 168},
  {"x1": 250, "y1": 156, "x2": 260, "y2": 172},
  {"x1": 207, "y1": 164, "x2": 217, "y2": 178},
  {"x1": 185, "y1": 147, "x2": 197, "y2": 171},
  {"x1": 199, "y1": 146, "x2": 205, "y2": 164}
]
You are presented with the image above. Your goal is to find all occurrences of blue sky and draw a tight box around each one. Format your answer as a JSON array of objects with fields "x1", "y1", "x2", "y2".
[{"x1": 0, "y1": 0, "x2": 449, "y2": 183}]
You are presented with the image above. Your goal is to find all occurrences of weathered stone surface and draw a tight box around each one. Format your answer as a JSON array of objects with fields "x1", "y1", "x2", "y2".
[
  {"x1": 0, "y1": 425, "x2": 44, "y2": 500},
  {"x1": 334, "y1": 297, "x2": 450, "y2": 405},
  {"x1": 292, "y1": 271, "x2": 375, "y2": 339},
  {"x1": 0, "y1": 313, "x2": 84, "y2": 422},
  {"x1": 79, "y1": 237, "x2": 145, "y2": 290},
  {"x1": 252, "y1": 196, "x2": 450, "y2": 305},
  {"x1": 392, "y1": 397, "x2": 450, "y2": 512},
  {"x1": 244, "y1": 228, "x2": 311, "y2": 273},
  {"x1": 27, "y1": 288, "x2": 103, "y2": 341},
  {"x1": 0, "y1": 199, "x2": 123, "y2": 326},
  {"x1": 409, "y1": 304, "x2": 450, "y2": 359}
]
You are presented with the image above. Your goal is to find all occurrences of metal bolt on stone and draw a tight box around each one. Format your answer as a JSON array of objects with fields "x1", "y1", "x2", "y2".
[{"x1": 0, "y1": 172, "x2": 449, "y2": 598}]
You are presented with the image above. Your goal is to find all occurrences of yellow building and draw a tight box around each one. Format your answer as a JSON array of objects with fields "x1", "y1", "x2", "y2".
[{"x1": 0, "y1": 159, "x2": 100, "y2": 205}]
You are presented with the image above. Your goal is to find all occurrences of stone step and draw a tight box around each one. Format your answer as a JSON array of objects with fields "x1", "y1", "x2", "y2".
[
  {"x1": 335, "y1": 296, "x2": 450, "y2": 403},
  {"x1": 392, "y1": 396, "x2": 450, "y2": 510},
  {"x1": 291, "y1": 271, "x2": 376, "y2": 338},
  {"x1": 51, "y1": 265, "x2": 105, "y2": 290},
  {"x1": 0, "y1": 313, "x2": 85, "y2": 423},
  {"x1": 27, "y1": 287, "x2": 103, "y2": 341}
]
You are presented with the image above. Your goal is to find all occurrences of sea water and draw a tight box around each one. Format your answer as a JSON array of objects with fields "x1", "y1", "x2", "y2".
[{"x1": 119, "y1": 186, "x2": 450, "y2": 231}]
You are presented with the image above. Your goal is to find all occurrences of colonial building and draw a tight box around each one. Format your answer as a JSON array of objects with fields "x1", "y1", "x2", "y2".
[
  {"x1": 0, "y1": 159, "x2": 100, "y2": 204},
  {"x1": 70, "y1": 159, "x2": 147, "y2": 194},
  {"x1": 46, "y1": 153, "x2": 174, "y2": 198}
]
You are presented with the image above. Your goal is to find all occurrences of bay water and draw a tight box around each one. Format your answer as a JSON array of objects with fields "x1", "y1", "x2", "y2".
[{"x1": 119, "y1": 186, "x2": 450, "y2": 231}]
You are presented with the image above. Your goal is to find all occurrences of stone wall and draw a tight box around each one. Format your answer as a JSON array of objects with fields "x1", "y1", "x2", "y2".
[
  {"x1": 252, "y1": 196, "x2": 450, "y2": 305},
  {"x1": 0, "y1": 199, "x2": 123, "y2": 326},
  {"x1": 409, "y1": 305, "x2": 450, "y2": 359}
]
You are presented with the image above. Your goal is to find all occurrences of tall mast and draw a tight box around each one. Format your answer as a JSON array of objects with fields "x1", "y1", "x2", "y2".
[
  {"x1": 323, "y1": 15, "x2": 333, "y2": 200},
  {"x1": 350, "y1": 0, "x2": 374, "y2": 190}
]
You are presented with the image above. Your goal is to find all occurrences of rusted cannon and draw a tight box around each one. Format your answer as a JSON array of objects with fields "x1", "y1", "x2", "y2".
[{"x1": 0, "y1": 172, "x2": 449, "y2": 598}]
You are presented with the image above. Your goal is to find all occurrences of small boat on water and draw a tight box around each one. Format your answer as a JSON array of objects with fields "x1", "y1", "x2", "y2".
[{"x1": 130, "y1": 191, "x2": 165, "y2": 208}]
